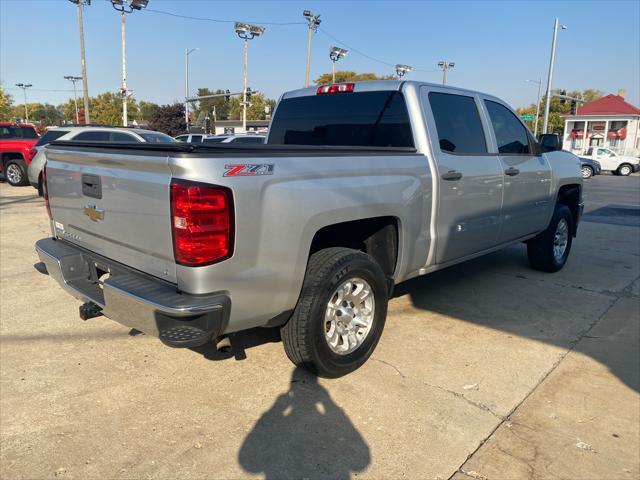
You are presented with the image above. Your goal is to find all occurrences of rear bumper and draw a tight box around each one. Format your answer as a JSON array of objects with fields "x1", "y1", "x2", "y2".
[{"x1": 35, "y1": 238, "x2": 229, "y2": 348}]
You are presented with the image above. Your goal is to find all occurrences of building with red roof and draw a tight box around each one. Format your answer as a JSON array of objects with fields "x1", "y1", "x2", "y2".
[{"x1": 562, "y1": 91, "x2": 640, "y2": 157}]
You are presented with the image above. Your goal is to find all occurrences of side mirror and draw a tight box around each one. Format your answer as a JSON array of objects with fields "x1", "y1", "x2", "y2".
[{"x1": 538, "y1": 133, "x2": 561, "y2": 152}]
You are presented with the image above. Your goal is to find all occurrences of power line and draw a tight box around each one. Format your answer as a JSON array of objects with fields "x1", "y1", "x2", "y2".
[
  {"x1": 4, "y1": 87, "x2": 75, "y2": 93},
  {"x1": 145, "y1": 8, "x2": 306, "y2": 26}
]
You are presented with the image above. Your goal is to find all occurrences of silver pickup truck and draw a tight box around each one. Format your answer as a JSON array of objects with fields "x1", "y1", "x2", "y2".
[{"x1": 36, "y1": 81, "x2": 582, "y2": 377}]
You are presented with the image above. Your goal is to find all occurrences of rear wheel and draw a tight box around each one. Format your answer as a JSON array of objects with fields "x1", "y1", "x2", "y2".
[
  {"x1": 527, "y1": 204, "x2": 573, "y2": 273},
  {"x1": 281, "y1": 247, "x2": 388, "y2": 378},
  {"x1": 5, "y1": 160, "x2": 28, "y2": 186},
  {"x1": 617, "y1": 164, "x2": 633, "y2": 176},
  {"x1": 581, "y1": 166, "x2": 594, "y2": 179}
]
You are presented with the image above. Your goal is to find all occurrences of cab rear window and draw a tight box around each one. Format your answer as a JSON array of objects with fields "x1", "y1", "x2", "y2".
[
  {"x1": 268, "y1": 91, "x2": 414, "y2": 147},
  {"x1": 0, "y1": 125, "x2": 39, "y2": 139}
]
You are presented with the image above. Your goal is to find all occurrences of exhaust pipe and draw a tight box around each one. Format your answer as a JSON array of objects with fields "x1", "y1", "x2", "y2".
[
  {"x1": 79, "y1": 302, "x2": 103, "y2": 321},
  {"x1": 215, "y1": 335, "x2": 231, "y2": 353}
]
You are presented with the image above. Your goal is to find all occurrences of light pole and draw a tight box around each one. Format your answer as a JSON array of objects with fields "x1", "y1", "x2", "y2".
[
  {"x1": 395, "y1": 64, "x2": 412, "y2": 78},
  {"x1": 526, "y1": 78, "x2": 543, "y2": 138},
  {"x1": 64, "y1": 76, "x2": 83, "y2": 123},
  {"x1": 437, "y1": 61, "x2": 455, "y2": 85},
  {"x1": 14, "y1": 83, "x2": 32, "y2": 122},
  {"x1": 111, "y1": 0, "x2": 149, "y2": 126},
  {"x1": 68, "y1": 0, "x2": 91, "y2": 124},
  {"x1": 185, "y1": 47, "x2": 199, "y2": 131},
  {"x1": 234, "y1": 22, "x2": 265, "y2": 133},
  {"x1": 303, "y1": 10, "x2": 321, "y2": 88},
  {"x1": 542, "y1": 18, "x2": 566, "y2": 135},
  {"x1": 329, "y1": 46, "x2": 348, "y2": 83}
]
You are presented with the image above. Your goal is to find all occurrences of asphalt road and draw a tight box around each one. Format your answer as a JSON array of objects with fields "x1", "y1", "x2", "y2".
[
  {"x1": 1, "y1": 176, "x2": 638, "y2": 480},
  {"x1": 583, "y1": 173, "x2": 640, "y2": 227}
]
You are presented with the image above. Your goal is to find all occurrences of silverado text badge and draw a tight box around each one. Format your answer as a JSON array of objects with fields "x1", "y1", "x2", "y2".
[
  {"x1": 224, "y1": 164, "x2": 274, "y2": 177},
  {"x1": 83, "y1": 205, "x2": 105, "y2": 222}
]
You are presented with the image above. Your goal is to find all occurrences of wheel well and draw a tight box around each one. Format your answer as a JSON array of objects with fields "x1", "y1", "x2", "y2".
[
  {"x1": 557, "y1": 184, "x2": 581, "y2": 236},
  {"x1": 309, "y1": 217, "x2": 399, "y2": 278},
  {"x1": 2, "y1": 152, "x2": 26, "y2": 169}
]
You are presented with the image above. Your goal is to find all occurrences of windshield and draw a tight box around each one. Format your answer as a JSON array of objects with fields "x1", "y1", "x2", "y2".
[
  {"x1": 268, "y1": 91, "x2": 414, "y2": 147},
  {"x1": 35, "y1": 130, "x2": 70, "y2": 146},
  {"x1": 137, "y1": 132, "x2": 176, "y2": 143},
  {"x1": 0, "y1": 125, "x2": 39, "y2": 140}
]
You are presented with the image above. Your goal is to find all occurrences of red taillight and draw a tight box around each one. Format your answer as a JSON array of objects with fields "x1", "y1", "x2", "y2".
[
  {"x1": 316, "y1": 83, "x2": 355, "y2": 95},
  {"x1": 42, "y1": 163, "x2": 51, "y2": 219},
  {"x1": 29, "y1": 148, "x2": 37, "y2": 161},
  {"x1": 170, "y1": 179, "x2": 234, "y2": 267}
]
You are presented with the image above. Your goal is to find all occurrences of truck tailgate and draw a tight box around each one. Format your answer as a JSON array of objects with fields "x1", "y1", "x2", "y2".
[{"x1": 44, "y1": 146, "x2": 177, "y2": 284}]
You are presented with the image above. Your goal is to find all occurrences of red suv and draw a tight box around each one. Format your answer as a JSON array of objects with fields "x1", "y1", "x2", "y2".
[{"x1": 0, "y1": 122, "x2": 40, "y2": 186}]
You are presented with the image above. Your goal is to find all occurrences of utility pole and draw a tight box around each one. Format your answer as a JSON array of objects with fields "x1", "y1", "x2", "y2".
[
  {"x1": 111, "y1": 0, "x2": 149, "y2": 127},
  {"x1": 185, "y1": 47, "x2": 199, "y2": 131},
  {"x1": 329, "y1": 46, "x2": 348, "y2": 83},
  {"x1": 303, "y1": 10, "x2": 321, "y2": 88},
  {"x1": 69, "y1": 0, "x2": 91, "y2": 124},
  {"x1": 542, "y1": 18, "x2": 566, "y2": 135},
  {"x1": 234, "y1": 22, "x2": 265, "y2": 132},
  {"x1": 526, "y1": 79, "x2": 543, "y2": 137},
  {"x1": 15, "y1": 83, "x2": 32, "y2": 122},
  {"x1": 437, "y1": 61, "x2": 455, "y2": 85},
  {"x1": 64, "y1": 76, "x2": 83, "y2": 123}
]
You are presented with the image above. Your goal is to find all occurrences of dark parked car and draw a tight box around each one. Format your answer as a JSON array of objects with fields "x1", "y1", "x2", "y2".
[{"x1": 579, "y1": 157, "x2": 601, "y2": 179}]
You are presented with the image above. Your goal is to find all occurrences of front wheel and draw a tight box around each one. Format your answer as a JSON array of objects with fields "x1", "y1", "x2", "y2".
[
  {"x1": 617, "y1": 164, "x2": 633, "y2": 176},
  {"x1": 281, "y1": 247, "x2": 388, "y2": 378},
  {"x1": 581, "y1": 166, "x2": 594, "y2": 179},
  {"x1": 527, "y1": 204, "x2": 574, "y2": 273}
]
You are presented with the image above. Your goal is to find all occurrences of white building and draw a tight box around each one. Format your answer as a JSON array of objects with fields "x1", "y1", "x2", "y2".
[{"x1": 562, "y1": 92, "x2": 640, "y2": 157}]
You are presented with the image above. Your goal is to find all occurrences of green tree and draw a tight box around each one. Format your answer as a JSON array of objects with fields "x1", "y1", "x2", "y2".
[
  {"x1": 0, "y1": 83, "x2": 13, "y2": 121},
  {"x1": 91, "y1": 92, "x2": 139, "y2": 126},
  {"x1": 13, "y1": 103, "x2": 64, "y2": 126},
  {"x1": 191, "y1": 88, "x2": 231, "y2": 125},
  {"x1": 138, "y1": 100, "x2": 160, "y2": 121},
  {"x1": 516, "y1": 88, "x2": 604, "y2": 135},
  {"x1": 147, "y1": 103, "x2": 186, "y2": 136},
  {"x1": 314, "y1": 71, "x2": 396, "y2": 84},
  {"x1": 228, "y1": 93, "x2": 276, "y2": 121}
]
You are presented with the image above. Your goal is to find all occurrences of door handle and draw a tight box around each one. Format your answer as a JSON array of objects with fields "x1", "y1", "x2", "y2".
[
  {"x1": 441, "y1": 170, "x2": 463, "y2": 181},
  {"x1": 504, "y1": 167, "x2": 520, "y2": 176}
]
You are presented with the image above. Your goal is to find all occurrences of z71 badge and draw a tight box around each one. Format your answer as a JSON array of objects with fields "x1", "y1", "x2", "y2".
[{"x1": 224, "y1": 164, "x2": 274, "y2": 177}]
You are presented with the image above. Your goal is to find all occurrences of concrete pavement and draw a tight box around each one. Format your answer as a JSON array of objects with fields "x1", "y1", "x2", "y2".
[{"x1": 1, "y1": 175, "x2": 638, "y2": 479}]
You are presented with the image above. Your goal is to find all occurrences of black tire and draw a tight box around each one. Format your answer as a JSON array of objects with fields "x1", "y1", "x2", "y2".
[
  {"x1": 617, "y1": 164, "x2": 633, "y2": 176},
  {"x1": 4, "y1": 160, "x2": 28, "y2": 186},
  {"x1": 281, "y1": 247, "x2": 388, "y2": 378},
  {"x1": 581, "y1": 165, "x2": 593, "y2": 179},
  {"x1": 37, "y1": 173, "x2": 43, "y2": 197},
  {"x1": 527, "y1": 204, "x2": 574, "y2": 273}
]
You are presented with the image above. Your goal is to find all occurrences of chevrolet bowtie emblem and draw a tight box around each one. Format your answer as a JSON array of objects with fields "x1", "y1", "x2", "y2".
[{"x1": 83, "y1": 205, "x2": 105, "y2": 222}]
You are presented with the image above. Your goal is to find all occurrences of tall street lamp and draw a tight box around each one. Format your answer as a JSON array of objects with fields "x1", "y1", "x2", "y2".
[
  {"x1": 395, "y1": 64, "x2": 412, "y2": 78},
  {"x1": 64, "y1": 75, "x2": 83, "y2": 123},
  {"x1": 303, "y1": 10, "x2": 321, "y2": 88},
  {"x1": 185, "y1": 47, "x2": 199, "y2": 131},
  {"x1": 542, "y1": 18, "x2": 567, "y2": 134},
  {"x1": 437, "y1": 61, "x2": 455, "y2": 85},
  {"x1": 68, "y1": 0, "x2": 91, "y2": 124},
  {"x1": 234, "y1": 22, "x2": 265, "y2": 132},
  {"x1": 329, "y1": 46, "x2": 348, "y2": 83},
  {"x1": 526, "y1": 78, "x2": 543, "y2": 138},
  {"x1": 111, "y1": 0, "x2": 149, "y2": 126},
  {"x1": 15, "y1": 83, "x2": 33, "y2": 122}
]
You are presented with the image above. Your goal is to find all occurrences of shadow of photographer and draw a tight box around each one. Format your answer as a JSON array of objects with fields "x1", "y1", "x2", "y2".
[{"x1": 239, "y1": 367, "x2": 370, "y2": 480}]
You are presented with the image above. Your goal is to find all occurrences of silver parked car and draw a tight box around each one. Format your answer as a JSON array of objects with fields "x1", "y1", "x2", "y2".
[{"x1": 28, "y1": 127, "x2": 175, "y2": 194}]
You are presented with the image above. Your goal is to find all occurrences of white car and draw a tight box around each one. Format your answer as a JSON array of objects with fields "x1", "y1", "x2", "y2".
[
  {"x1": 580, "y1": 147, "x2": 640, "y2": 176},
  {"x1": 175, "y1": 134, "x2": 265, "y2": 145},
  {"x1": 28, "y1": 126, "x2": 175, "y2": 194}
]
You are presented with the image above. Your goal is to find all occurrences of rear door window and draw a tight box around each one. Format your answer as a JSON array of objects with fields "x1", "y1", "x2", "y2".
[
  {"x1": 72, "y1": 131, "x2": 110, "y2": 142},
  {"x1": 231, "y1": 136, "x2": 264, "y2": 144},
  {"x1": 484, "y1": 100, "x2": 531, "y2": 154},
  {"x1": 203, "y1": 137, "x2": 227, "y2": 144},
  {"x1": 428, "y1": 92, "x2": 487, "y2": 154},
  {"x1": 109, "y1": 132, "x2": 139, "y2": 142},
  {"x1": 35, "y1": 130, "x2": 70, "y2": 146},
  {"x1": 190, "y1": 135, "x2": 203, "y2": 143},
  {"x1": 268, "y1": 91, "x2": 414, "y2": 147}
]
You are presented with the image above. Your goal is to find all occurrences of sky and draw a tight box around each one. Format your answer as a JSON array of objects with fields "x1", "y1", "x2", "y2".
[{"x1": 1, "y1": 0, "x2": 639, "y2": 109}]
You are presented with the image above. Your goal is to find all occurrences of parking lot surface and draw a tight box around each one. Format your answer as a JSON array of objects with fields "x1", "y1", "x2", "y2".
[{"x1": 1, "y1": 175, "x2": 639, "y2": 480}]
